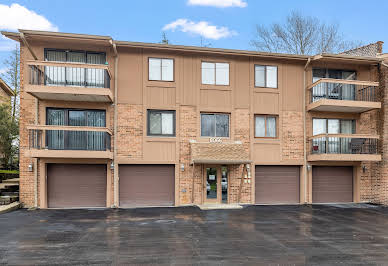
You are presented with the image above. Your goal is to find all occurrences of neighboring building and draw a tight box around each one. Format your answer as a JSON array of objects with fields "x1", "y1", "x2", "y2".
[
  {"x1": 0, "y1": 78, "x2": 15, "y2": 104},
  {"x1": 1, "y1": 29, "x2": 385, "y2": 208}
]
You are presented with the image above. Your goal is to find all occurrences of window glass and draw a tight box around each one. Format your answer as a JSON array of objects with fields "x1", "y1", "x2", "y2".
[
  {"x1": 266, "y1": 117, "x2": 276, "y2": 137},
  {"x1": 255, "y1": 116, "x2": 266, "y2": 137},
  {"x1": 149, "y1": 112, "x2": 162, "y2": 135},
  {"x1": 69, "y1": 110, "x2": 86, "y2": 126},
  {"x1": 148, "y1": 110, "x2": 175, "y2": 136},
  {"x1": 46, "y1": 50, "x2": 66, "y2": 62},
  {"x1": 215, "y1": 63, "x2": 229, "y2": 85},
  {"x1": 162, "y1": 59, "x2": 174, "y2": 81},
  {"x1": 67, "y1": 52, "x2": 85, "y2": 63},
  {"x1": 341, "y1": 120, "x2": 355, "y2": 134},
  {"x1": 215, "y1": 114, "x2": 229, "y2": 137},
  {"x1": 255, "y1": 65, "x2": 265, "y2": 87},
  {"x1": 313, "y1": 119, "x2": 327, "y2": 135},
  {"x1": 266, "y1": 66, "x2": 277, "y2": 88},
  {"x1": 201, "y1": 114, "x2": 215, "y2": 137},
  {"x1": 162, "y1": 113, "x2": 173, "y2": 135},
  {"x1": 312, "y1": 69, "x2": 326, "y2": 82},
  {"x1": 149, "y1": 58, "x2": 161, "y2": 81},
  {"x1": 202, "y1": 62, "x2": 215, "y2": 84},
  {"x1": 328, "y1": 119, "x2": 340, "y2": 134}
]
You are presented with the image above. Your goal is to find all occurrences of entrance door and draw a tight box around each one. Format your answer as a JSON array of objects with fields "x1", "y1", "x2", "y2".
[{"x1": 204, "y1": 166, "x2": 228, "y2": 204}]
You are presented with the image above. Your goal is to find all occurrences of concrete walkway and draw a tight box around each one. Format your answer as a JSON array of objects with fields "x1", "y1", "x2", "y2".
[{"x1": 1, "y1": 204, "x2": 388, "y2": 265}]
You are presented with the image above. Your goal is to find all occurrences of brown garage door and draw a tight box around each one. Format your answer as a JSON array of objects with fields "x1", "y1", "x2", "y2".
[
  {"x1": 47, "y1": 164, "x2": 106, "y2": 208},
  {"x1": 255, "y1": 166, "x2": 300, "y2": 204},
  {"x1": 312, "y1": 166, "x2": 353, "y2": 203},
  {"x1": 119, "y1": 165, "x2": 175, "y2": 207}
]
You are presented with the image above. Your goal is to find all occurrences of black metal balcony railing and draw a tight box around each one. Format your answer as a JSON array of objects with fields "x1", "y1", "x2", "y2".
[
  {"x1": 29, "y1": 64, "x2": 110, "y2": 89},
  {"x1": 29, "y1": 129, "x2": 111, "y2": 151},
  {"x1": 310, "y1": 136, "x2": 378, "y2": 155},
  {"x1": 309, "y1": 79, "x2": 378, "y2": 103}
]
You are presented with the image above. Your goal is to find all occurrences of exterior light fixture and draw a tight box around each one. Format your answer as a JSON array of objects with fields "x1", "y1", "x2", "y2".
[
  {"x1": 307, "y1": 164, "x2": 311, "y2": 171},
  {"x1": 362, "y1": 165, "x2": 367, "y2": 173},
  {"x1": 28, "y1": 163, "x2": 33, "y2": 172},
  {"x1": 110, "y1": 162, "x2": 114, "y2": 170},
  {"x1": 180, "y1": 164, "x2": 185, "y2": 172}
]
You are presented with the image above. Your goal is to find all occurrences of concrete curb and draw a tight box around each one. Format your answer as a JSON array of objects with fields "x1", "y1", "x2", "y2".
[{"x1": 0, "y1": 202, "x2": 20, "y2": 214}]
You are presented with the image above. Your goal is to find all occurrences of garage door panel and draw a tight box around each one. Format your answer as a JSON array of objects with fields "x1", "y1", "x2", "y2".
[
  {"x1": 47, "y1": 164, "x2": 107, "y2": 208},
  {"x1": 255, "y1": 166, "x2": 300, "y2": 204},
  {"x1": 119, "y1": 165, "x2": 175, "y2": 207},
  {"x1": 312, "y1": 166, "x2": 353, "y2": 203}
]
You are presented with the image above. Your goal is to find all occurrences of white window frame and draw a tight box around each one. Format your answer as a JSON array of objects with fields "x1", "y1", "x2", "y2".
[
  {"x1": 201, "y1": 61, "x2": 230, "y2": 85},
  {"x1": 255, "y1": 65, "x2": 278, "y2": 88},
  {"x1": 148, "y1": 58, "x2": 174, "y2": 82}
]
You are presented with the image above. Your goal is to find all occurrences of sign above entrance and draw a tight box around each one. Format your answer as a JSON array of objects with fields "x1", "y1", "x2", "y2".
[{"x1": 209, "y1": 137, "x2": 222, "y2": 143}]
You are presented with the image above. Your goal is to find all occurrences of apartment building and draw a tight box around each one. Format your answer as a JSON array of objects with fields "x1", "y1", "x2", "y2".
[
  {"x1": 0, "y1": 78, "x2": 15, "y2": 104},
  {"x1": 1, "y1": 29, "x2": 385, "y2": 208}
]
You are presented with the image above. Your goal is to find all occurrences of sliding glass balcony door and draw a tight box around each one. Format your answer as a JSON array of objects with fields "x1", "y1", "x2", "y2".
[
  {"x1": 44, "y1": 50, "x2": 106, "y2": 88},
  {"x1": 46, "y1": 108, "x2": 106, "y2": 151}
]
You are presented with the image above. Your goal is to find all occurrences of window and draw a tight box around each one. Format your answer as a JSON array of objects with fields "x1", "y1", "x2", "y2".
[
  {"x1": 255, "y1": 65, "x2": 278, "y2": 88},
  {"x1": 201, "y1": 62, "x2": 229, "y2": 85},
  {"x1": 255, "y1": 115, "x2": 277, "y2": 138},
  {"x1": 149, "y1": 58, "x2": 174, "y2": 81},
  {"x1": 45, "y1": 49, "x2": 106, "y2": 64},
  {"x1": 312, "y1": 68, "x2": 356, "y2": 83},
  {"x1": 147, "y1": 110, "x2": 175, "y2": 136},
  {"x1": 313, "y1": 118, "x2": 355, "y2": 135},
  {"x1": 201, "y1": 113, "x2": 230, "y2": 137}
]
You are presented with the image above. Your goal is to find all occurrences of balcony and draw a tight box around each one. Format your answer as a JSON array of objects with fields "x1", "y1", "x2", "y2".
[
  {"x1": 307, "y1": 134, "x2": 381, "y2": 161},
  {"x1": 26, "y1": 60, "x2": 113, "y2": 102},
  {"x1": 307, "y1": 78, "x2": 380, "y2": 113},
  {"x1": 26, "y1": 125, "x2": 113, "y2": 159}
]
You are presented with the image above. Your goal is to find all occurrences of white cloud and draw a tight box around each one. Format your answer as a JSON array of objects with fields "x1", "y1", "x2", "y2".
[
  {"x1": 163, "y1": 19, "x2": 237, "y2": 40},
  {"x1": 187, "y1": 0, "x2": 247, "y2": 8},
  {"x1": 0, "y1": 3, "x2": 58, "y2": 31}
]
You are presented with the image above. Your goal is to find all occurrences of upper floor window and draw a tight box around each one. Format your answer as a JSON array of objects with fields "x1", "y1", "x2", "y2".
[
  {"x1": 147, "y1": 110, "x2": 175, "y2": 136},
  {"x1": 255, "y1": 115, "x2": 277, "y2": 138},
  {"x1": 313, "y1": 118, "x2": 355, "y2": 135},
  {"x1": 201, "y1": 113, "x2": 230, "y2": 137},
  {"x1": 255, "y1": 65, "x2": 277, "y2": 88},
  {"x1": 201, "y1": 62, "x2": 229, "y2": 85},
  {"x1": 312, "y1": 68, "x2": 356, "y2": 83},
  {"x1": 45, "y1": 49, "x2": 106, "y2": 64},
  {"x1": 149, "y1": 58, "x2": 174, "y2": 81}
]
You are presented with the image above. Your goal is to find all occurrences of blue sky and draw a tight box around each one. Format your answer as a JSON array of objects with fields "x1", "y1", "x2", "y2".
[{"x1": 0, "y1": 0, "x2": 387, "y2": 74}]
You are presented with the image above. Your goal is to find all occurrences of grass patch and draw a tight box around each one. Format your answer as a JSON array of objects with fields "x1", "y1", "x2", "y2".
[{"x1": 0, "y1": 170, "x2": 19, "y2": 174}]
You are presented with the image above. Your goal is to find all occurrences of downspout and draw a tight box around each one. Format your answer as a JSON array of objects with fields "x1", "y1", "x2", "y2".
[
  {"x1": 34, "y1": 99, "x2": 38, "y2": 208},
  {"x1": 111, "y1": 40, "x2": 119, "y2": 207},
  {"x1": 303, "y1": 58, "x2": 311, "y2": 204}
]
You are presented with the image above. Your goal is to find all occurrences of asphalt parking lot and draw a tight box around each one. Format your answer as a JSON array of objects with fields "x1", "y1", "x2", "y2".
[{"x1": 1, "y1": 204, "x2": 388, "y2": 265}]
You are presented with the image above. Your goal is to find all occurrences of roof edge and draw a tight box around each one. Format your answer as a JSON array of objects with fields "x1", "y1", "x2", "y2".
[
  {"x1": 0, "y1": 78, "x2": 16, "y2": 97},
  {"x1": 0, "y1": 30, "x2": 383, "y2": 64}
]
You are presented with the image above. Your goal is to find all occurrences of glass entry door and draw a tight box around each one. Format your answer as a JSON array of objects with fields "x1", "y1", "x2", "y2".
[{"x1": 204, "y1": 166, "x2": 228, "y2": 204}]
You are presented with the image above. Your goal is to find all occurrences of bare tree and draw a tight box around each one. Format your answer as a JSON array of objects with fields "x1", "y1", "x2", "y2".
[
  {"x1": 200, "y1": 37, "x2": 212, "y2": 48},
  {"x1": 160, "y1": 32, "x2": 171, "y2": 44},
  {"x1": 251, "y1": 11, "x2": 362, "y2": 55},
  {"x1": 1, "y1": 44, "x2": 20, "y2": 121}
]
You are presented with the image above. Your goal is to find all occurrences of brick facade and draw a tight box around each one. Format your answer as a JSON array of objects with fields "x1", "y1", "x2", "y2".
[{"x1": 8, "y1": 30, "x2": 388, "y2": 208}]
